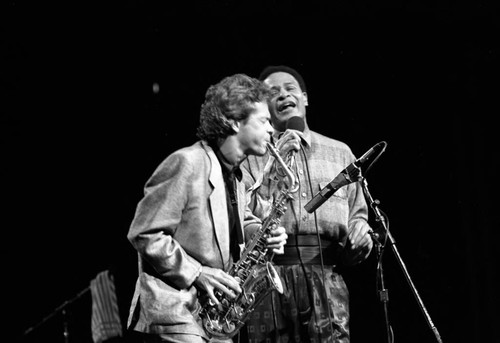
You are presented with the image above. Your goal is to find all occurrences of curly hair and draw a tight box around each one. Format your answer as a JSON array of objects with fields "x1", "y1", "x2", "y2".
[{"x1": 196, "y1": 73, "x2": 272, "y2": 144}]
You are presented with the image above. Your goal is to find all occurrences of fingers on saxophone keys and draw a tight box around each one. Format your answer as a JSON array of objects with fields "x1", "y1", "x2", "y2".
[
  {"x1": 273, "y1": 245, "x2": 285, "y2": 255},
  {"x1": 217, "y1": 282, "x2": 238, "y2": 300},
  {"x1": 223, "y1": 275, "x2": 242, "y2": 294},
  {"x1": 267, "y1": 233, "x2": 287, "y2": 246}
]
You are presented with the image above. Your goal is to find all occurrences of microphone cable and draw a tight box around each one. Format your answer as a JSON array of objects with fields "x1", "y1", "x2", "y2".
[
  {"x1": 300, "y1": 142, "x2": 336, "y2": 341},
  {"x1": 287, "y1": 146, "x2": 316, "y2": 339}
]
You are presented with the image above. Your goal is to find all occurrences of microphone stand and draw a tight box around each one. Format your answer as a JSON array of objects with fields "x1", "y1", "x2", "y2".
[
  {"x1": 22, "y1": 286, "x2": 90, "y2": 343},
  {"x1": 361, "y1": 177, "x2": 443, "y2": 343}
]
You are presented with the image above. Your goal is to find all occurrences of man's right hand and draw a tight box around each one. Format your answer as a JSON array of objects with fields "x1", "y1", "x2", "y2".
[
  {"x1": 275, "y1": 129, "x2": 303, "y2": 161},
  {"x1": 194, "y1": 266, "x2": 242, "y2": 306}
]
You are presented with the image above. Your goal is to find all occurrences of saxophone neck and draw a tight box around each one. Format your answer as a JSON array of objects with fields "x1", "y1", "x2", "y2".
[{"x1": 266, "y1": 142, "x2": 299, "y2": 194}]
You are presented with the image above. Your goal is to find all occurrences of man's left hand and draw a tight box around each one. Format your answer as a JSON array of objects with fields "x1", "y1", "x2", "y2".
[{"x1": 266, "y1": 225, "x2": 288, "y2": 255}]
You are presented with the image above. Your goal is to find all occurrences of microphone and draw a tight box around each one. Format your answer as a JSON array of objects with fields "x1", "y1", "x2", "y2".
[
  {"x1": 284, "y1": 116, "x2": 305, "y2": 166},
  {"x1": 285, "y1": 116, "x2": 305, "y2": 133},
  {"x1": 304, "y1": 141, "x2": 387, "y2": 213}
]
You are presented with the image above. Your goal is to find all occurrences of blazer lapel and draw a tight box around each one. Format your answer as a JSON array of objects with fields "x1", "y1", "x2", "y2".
[{"x1": 204, "y1": 142, "x2": 230, "y2": 270}]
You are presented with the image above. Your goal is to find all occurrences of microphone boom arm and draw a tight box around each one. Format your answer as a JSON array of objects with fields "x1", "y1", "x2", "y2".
[
  {"x1": 304, "y1": 162, "x2": 363, "y2": 213},
  {"x1": 304, "y1": 141, "x2": 386, "y2": 214}
]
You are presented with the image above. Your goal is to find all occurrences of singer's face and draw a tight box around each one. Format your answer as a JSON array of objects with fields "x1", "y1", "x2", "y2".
[
  {"x1": 238, "y1": 101, "x2": 274, "y2": 156},
  {"x1": 264, "y1": 72, "x2": 308, "y2": 132}
]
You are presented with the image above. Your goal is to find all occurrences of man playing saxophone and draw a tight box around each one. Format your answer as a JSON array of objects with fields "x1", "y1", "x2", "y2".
[{"x1": 126, "y1": 74, "x2": 288, "y2": 343}]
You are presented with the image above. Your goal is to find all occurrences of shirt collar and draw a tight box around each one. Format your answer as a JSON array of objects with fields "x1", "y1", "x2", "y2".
[
  {"x1": 272, "y1": 126, "x2": 311, "y2": 148},
  {"x1": 214, "y1": 147, "x2": 243, "y2": 182}
]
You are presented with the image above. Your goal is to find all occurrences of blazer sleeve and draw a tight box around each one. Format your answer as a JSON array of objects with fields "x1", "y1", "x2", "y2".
[{"x1": 127, "y1": 152, "x2": 202, "y2": 290}]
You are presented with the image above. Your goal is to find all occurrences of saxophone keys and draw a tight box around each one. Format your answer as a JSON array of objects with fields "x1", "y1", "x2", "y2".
[
  {"x1": 205, "y1": 318, "x2": 222, "y2": 333},
  {"x1": 223, "y1": 320, "x2": 236, "y2": 334},
  {"x1": 231, "y1": 304, "x2": 244, "y2": 318},
  {"x1": 243, "y1": 292, "x2": 255, "y2": 305}
]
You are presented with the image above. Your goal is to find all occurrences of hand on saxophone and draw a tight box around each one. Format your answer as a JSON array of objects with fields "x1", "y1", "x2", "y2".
[
  {"x1": 194, "y1": 266, "x2": 242, "y2": 307},
  {"x1": 266, "y1": 225, "x2": 288, "y2": 255}
]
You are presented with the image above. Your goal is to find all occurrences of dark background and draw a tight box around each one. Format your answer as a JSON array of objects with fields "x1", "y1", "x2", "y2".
[{"x1": 3, "y1": 1, "x2": 499, "y2": 343}]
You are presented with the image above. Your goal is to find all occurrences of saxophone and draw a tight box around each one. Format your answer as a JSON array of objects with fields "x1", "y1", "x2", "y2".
[{"x1": 198, "y1": 142, "x2": 299, "y2": 339}]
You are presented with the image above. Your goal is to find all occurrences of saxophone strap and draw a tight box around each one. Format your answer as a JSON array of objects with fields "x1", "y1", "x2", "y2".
[{"x1": 226, "y1": 173, "x2": 243, "y2": 262}]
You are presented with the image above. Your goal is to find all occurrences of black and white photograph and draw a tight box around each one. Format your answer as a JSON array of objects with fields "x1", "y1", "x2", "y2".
[{"x1": 3, "y1": 1, "x2": 499, "y2": 343}]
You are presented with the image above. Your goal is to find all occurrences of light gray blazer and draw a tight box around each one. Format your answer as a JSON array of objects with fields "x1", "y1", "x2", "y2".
[{"x1": 126, "y1": 140, "x2": 261, "y2": 338}]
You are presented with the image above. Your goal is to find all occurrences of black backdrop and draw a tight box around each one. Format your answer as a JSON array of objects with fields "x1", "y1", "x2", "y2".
[{"x1": 3, "y1": 1, "x2": 499, "y2": 343}]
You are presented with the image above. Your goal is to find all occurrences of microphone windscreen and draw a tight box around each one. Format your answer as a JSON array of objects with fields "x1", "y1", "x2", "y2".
[{"x1": 285, "y1": 116, "x2": 305, "y2": 132}]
